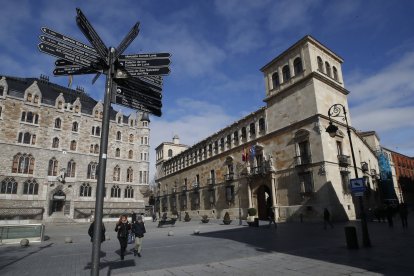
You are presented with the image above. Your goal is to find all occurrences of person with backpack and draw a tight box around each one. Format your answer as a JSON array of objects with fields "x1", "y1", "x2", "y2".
[
  {"x1": 115, "y1": 214, "x2": 131, "y2": 260},
  {"x1": 88, "y1": 220, "x2": 106, "y2": 243},
  {"x1": 131, "y1": 215, "x2": 147, "y2": 257}
]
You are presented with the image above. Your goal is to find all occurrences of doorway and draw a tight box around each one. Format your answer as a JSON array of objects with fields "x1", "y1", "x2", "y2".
[
  {"x1": 256, "y1": 185, "x2": 272, "y2": 220},
  {"x1": 51, "y1": 190, "x2": 66, "y2": 214}
]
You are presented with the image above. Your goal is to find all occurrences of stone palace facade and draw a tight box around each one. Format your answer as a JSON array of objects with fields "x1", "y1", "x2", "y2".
[
  {"x1": 0, "y1": 75, "x2": 150, "y2": 222},
  {"x1": 154, "y1": 36, "x2": 390, "y2": 222}
]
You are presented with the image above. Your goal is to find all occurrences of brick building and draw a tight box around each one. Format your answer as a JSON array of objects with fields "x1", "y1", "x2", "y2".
[
  {"x1": 387, "y1": 149, "x2": 414, "y2": 204},
  {"x1": 0, "y1": 75, "x2": 150, "y2": 222}
]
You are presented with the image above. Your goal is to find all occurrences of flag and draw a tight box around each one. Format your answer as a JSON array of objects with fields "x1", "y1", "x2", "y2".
[
  {"x1": 249, "y1": 146, "x2": 255, "y2": 160},
  {"x1": 68, "y1": 75, "x2": 73, "y2": 88}
]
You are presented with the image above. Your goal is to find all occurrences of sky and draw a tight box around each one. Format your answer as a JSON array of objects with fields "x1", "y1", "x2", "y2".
[{"x1": 1, "y1": 0, "x2": 414, "y2": 181}]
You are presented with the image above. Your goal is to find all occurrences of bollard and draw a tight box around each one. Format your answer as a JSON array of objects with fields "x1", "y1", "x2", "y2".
[
  {"x1": 168, "y1": 231, "x2": 174, "y2": 236},
  {"x1": 194, "y1": 229, "x2": 200, "y2": 235},
  {"x1": 344, "y1": 226, "x2": 358, "y2": 249},
  {"x1": 20, "y1": 239, "x2": 29, "y2": 247},
  {"x1": 64, "y1": 236, "x2": 73, "y2": 243}
]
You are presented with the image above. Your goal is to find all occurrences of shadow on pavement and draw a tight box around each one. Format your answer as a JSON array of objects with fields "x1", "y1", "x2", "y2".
[
  {"x1": 195, "y1": 221, "x2": 414, "y2": 275},
  {"x1": 0, "y1": 243, "x2": 54, "y2": 270}
]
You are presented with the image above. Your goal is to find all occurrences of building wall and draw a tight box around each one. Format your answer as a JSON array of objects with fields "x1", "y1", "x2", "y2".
[{"x1": 0, "y1": 77, "x2": 150, "y2": 221}]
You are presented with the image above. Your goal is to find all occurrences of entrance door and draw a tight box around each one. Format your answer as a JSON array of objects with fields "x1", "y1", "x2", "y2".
[
  {"x1": 257, "y1": 185, "x2": 272, "y2": 220},
  {"x1": 51, "y1": 190, "x2": 66, "y2": 213}
]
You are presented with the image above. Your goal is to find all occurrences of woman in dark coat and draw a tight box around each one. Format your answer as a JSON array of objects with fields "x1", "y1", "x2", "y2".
[
  {"x1": 115, "y1": 215, "x2": 131, "y2": 260},
  {"x1": 88, "y1": 220, "x2": 106, "y2": 243}
]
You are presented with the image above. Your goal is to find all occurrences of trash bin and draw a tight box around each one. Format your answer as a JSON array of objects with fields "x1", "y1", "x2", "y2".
[{"x1": 344, "y1": 226, "x2": 358, "y2": 249}]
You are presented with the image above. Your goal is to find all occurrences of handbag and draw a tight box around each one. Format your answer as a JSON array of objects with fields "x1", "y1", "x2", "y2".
[{"x1": 128, "y1": 232, "x2": 135, "y2": 244}]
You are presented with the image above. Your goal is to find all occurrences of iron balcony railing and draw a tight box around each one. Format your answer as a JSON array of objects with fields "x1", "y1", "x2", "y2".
[{"x1": 337, "y1": 154, "x2": 351, "y2": 167}]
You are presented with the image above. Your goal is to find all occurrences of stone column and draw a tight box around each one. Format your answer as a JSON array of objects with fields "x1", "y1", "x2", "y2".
[
  {"x1": 247, "y1": 180, "x2": 252, "y2": 208},
  {"x1": 271, "y1": 174, "x2": 279, "y2": 221}
]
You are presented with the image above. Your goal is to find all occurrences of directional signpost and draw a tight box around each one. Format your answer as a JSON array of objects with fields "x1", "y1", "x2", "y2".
[{"x1": 38, "y1": 8, "x2": 170, "y2": 276}]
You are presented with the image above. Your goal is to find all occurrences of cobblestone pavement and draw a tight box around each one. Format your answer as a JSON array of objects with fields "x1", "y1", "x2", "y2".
[{"x1": 0, "y1": 216, "x2": 413, "y2": 275}]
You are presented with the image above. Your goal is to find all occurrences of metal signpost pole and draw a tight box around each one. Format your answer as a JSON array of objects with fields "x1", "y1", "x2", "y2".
[{"x1": 91, "y1": 48, "x2": 115, "y2": 276}]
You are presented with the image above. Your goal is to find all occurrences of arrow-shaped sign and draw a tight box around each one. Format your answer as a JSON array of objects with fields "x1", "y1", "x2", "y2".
[
  {"x1": 76, "y1": 8, "x2": 108, "y2": 59},
  {"x1": 54, "y1": 66, "x2": 97, "y2": 76},
  {"x1": 115, "y1": 85, "x2": 162, "y2": 108},
  {"x1": 41, "y1": 27, "x2": 97, "y2": 54},
  {"x1": 38, "y1": 43, "x2": 93, "y2": 68},
  {"x1": 55, "y1": 59, "x2": 76, "y2": 67},
  {"x1": 39, "y1": 35, "x2": 102, "y2": 63},
  {"x1": 115, "y1": 22, "x2": 140, "y2": 60},
  {"x1": 120, "y1": 53, "x2": 171, "y2": 59},
  {"x1": 119, "y1": 58, "x2": 170, "y2": 68},
  {"x1": 124, "y1": 67, "x2": 170, "y2": 76},
  {"x1": 115, "y1": 78, "x2": 162, "y2": 100},
  {"x1": 113, "y1": 93, "x2": 162, "y2": 117}
]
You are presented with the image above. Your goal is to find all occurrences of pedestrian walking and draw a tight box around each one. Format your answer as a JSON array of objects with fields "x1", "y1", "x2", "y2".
[
  {"x1": 323, "y1": 208, "x2": 333, "y2": 229},
  {"x1": 386, "y1": 204, "x2": 394, "y2": 228},
  {"x1": 399, "y1": 203, "x2": 408, "y2": 228},
  {"x1": 152, "y1": 213, "x2": 157, "y2": 222},
  {"x1": 115, "y1": 215, "x2": 131, "y2": 260},
  {"x1": 88, "y1": 220, "x2": 106, "y2": 243},
  {"x1": 268, "y1": 208, "x2": 277, "y2": 229},
  {"x1": 132, "y1": 215, "x2": 146, "y2": 257},
  {"x1": 131, "y1": 211, "x2": 137, "y2": 224}
]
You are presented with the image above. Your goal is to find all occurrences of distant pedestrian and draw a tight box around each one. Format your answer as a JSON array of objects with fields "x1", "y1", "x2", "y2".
[
  {"x1": 115, "y1": 215, "x2": 131, "y2": 260},
  {"x1": 386, "y1": 204, "x2": 394, "y2": 228},
  {"x1": 131, "y1": 211, "x2": 137, "y2": 224},
  {"x1": 399, "y1": 203, "x2": 408, "y2": 228},
  {"x1": 268, "y1": 208, "x2": 277, "y2": 229},
  {"x1": 323, "y1": 208, "x2": 333, "y2": 229},
  {"x1": 88, "y1": 220, "x2": 106, "y2": 243},
  {"x1": 162, "y1": 212, "x2": 168, "y2": 221},
  {"x1": 152, "y1": 213, "x2": 157, "y2": 222},
  {"x1": 132, "y1": 215, "x2": 146, "y2": 257}
]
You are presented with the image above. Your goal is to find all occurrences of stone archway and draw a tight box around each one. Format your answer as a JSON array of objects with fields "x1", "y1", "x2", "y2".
[
  {"x1": 51, "y1": 189, "x2": 66, "y2": 214},
  {"x1": 256, "y1": 185, "x2": 272, "y2": 220}
]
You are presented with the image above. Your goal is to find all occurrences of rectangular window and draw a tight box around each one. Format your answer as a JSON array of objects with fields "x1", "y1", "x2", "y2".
[
  {"x1": 299, "y1": 172, "x2": 313, "y2": 194},
  {"x1": 336, "y1": 141, "x2": 343, "y2": 155},
  {"x1": 341, "y1": 171, "x2": 350, "y2": 194},
  {"x1": 0, "y1": 86, "x2": 4, "y2": 96}
]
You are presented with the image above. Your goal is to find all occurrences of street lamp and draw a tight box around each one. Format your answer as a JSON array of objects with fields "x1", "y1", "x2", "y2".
[{"x1": 326, "y1": 103, "x2": 371, "y2": 247}]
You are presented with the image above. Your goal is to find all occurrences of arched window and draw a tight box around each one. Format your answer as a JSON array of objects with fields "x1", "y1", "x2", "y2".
[
  {"x1": 95, "y1": 126, "x2": 101, "y2": 136},
  {"x1": 115, "y1": 148, "x2": 121, "y2": 157},
  {"x1": 116, "y1": 131, "x2": 122, "y2": 141},
  {"x1": 168, "y1": 149, "x2": 173, "y2": 157},
  {"x1": 90, "y1": 144, "x2": 94, "y2": 153},
  {"x1": 241, "y1": 127, "x2": 247, "y2": 140},
  {"x1": 94, "y1": 144, "x2": 99, "y2": 154},
  {"x1": 282, "y1": 65, "x2": 291, "y2": 82},
  {"x1": 18, "y1": 132, "x2": 36, "y2": 145},
  {"x1": 27, "y1": 93, "x2": 32, "y2": 102},
  {"x1": 12, "y1": 153, "x2": 35, "y2": 174},
  {"x1": 87, "y1": 162, "x2": 98, "y2": 179},
  {"x1": 99, "y1": 111, "x2": 103, "y2": 119},
  {"x1": 72, "y1": 121, "x2": 79, "y2": 132},
  {"x1": 54, "y1": 118, "x2": 61, "y2": 129},
  {"x1": 129, "y1": 134, "x2": 134, "y2": 143},
  {"x1": 0, "y1": 106, "x2": 2, "y2": 118},
  {"x1": 111, "y1": 185, "x2": 121, "y2": 198},
  {"x1": 325, "y1": 62, "x2": 331, "y2": 77},
  {"x1": 126, "y1": 167, "x2": 133, "y2": 182},
  {"x1": 23, "y1": 179, "x2": 38, "y2": 195},
  {"x1": 333, "y1": 66, "x2": 338, "y2": 81},
  {"x1": 317, "y1": 56, "x2": 323, "y2": 72},
  {"x1": 48, "y1": 158, "x2": 58, "y2": 176},
  {"x1": 1, "y1": 177, "x2": 18, "y2": 194},
  {"x1": 249, "y1": 123, "x2": 256, "y2": 136},
  {"x1": 128, "y1": 150, "x2": 133, "y2": 159},
  {"x1": 125, "y1": 185, "x2": 134, "y2": 198},
  {"x1": 259, "y1": 118, "x2": 266, "y2": 132},
  {"x1": 52, "y1": 137, "x2": 59, "y2": 148},
  {"x1": 79, "y1": 183, "x2": 92, "y2": 197},
  {"x1": 293, "y1": 57, "x2": 303, "y2": 75},
  {"x1": 70, "y1": 140, "x2": 77, "y2": 151},
  {"x1": 94, "y1": 110, "x2": 99, "y2": 118},
  {"x1": 67, "y1": 160, "x2": 76, "y2": 178},
  {"x1": 34, "y1": 95, "x2": 39, "y2": 104},
  {"x1": 113, "y1": 165, "x2": 120, "y2": 181},
  {"x1": 57, "y1": 101, "x2": 63, "y2": 109},
  {"x1": 74, "y1": 105, "x2": 80, "y2": 113},
  {"x1": 271, "y1": 72, "x2": 279, "y2": 89},
  {"x1": 117, "y1": 116, "x2": 122, "y2": 124},
  {"x1": 130, "y1": 120, "x2": 134, "y2": 127}
]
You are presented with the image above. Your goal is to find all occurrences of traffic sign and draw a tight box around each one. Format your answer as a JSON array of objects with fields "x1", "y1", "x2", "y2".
[
  {"x1": 119, "y1": 58, "x2": 170, "y2": 67},
  {"x1": 139, "y1": 75, "x2": 163, "y2": 87},
  {"x1": 38, "y1": 43, "x2": 93, "y2": 67},
  {"x1": 115, "y1": 78, "x2": 162, "y2": 100},
  {"x1": 115, "y1": 22, "x2": 140, "y2": 60},
  {"x1": 115, "y1": 85, "x2": 162, "y2": 108},
  {"x1": 39, "y1": 36, "x2": 101, "y2": 63},
  {"x1": 350, "y1": 178, "x2": 366, "y2": 194},
  {"x1": 120, "y1": 53, "x2": 171, "y2": 59},
  {"x1": 76, "y1": 8, "x2": 108, "y2": 59},
  {"x1": 55, "y1": 59, "x2": 76, "y2": 67},
  {"x1": 54, "y1": 67, "x2": 96, "y2": 76},
  {"x1": 41, "y1": 27, "x2": 97, "y2": 54},
  {"x1": 113, "y1": 93, "x2": 162, "y2": 116},
  {"x1": 124, "y1": 66, "x2": 170, "y2": 76}
]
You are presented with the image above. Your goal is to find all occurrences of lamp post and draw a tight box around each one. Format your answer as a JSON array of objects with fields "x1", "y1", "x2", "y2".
[{"x1": 326, "y1": 103, "x2": 371, "y2": 247}]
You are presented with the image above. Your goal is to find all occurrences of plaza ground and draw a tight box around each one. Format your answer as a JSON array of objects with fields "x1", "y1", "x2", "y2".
[{"x1": 0, "y1": 215, "x2": 413, "y2": 275}]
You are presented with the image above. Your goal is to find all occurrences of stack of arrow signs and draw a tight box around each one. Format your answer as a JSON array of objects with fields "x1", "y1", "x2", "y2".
[{"x1": 38, "y1": 8, "x2": 171, "y2": 117}]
